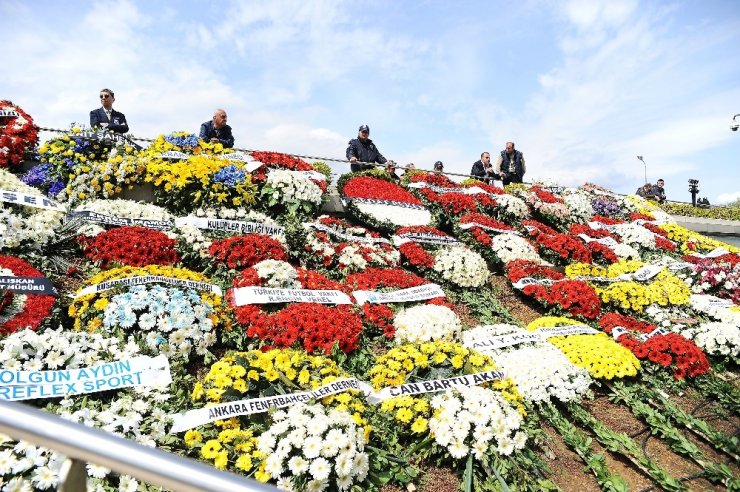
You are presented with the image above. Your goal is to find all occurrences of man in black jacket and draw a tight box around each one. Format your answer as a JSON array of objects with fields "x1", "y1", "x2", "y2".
[
  {"x1": 495, "y1": 142, "x2": 526, "y2": 185},
  {"x1": 199, "y1": 109, "x2": 235, "y2": 148},
  {"x1": 90, "y1": 88, "x2": 129, "y2": 134},
  {"x1": 346, "y1": 125, "x2": 387, "y2": 172},
  {"x1": 471, "y1": 152, "x2": 498, "y2": 183}
]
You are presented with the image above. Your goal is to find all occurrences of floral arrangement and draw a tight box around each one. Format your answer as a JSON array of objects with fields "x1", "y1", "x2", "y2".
[
  {"x1": 526, "y1": 316, "x2": 641, "y2": 379},
  {"x1": 562, "y1": 191, "x2": 595, "y2": 224},
  {"x1": 175, "y1": 207, "x2": 285, "y2": 268},
  {"x1": 673, "y1": 322, "x2": 739, "y2": 361},
  {"x1": 461, "y1": 324, "x2": 592, "y2": 403},
  {"x1": 70, "y1": 198, "x2": 174, "y2": 237},
  {"x1": 260, "y1": 168, "x2": 324, "y2": 217},
  {"x1": 566, "y1": 260, "x2": 691, "y2": 313},
  {"x1": 186, "y1": 349, "x2": 369, "y2": 484},
  {"x1": 395, "y1": 225, "x2": 489, "y2": 288},
  {"x1": 61, "y1": 145, "x2": 143, "y2": 205},
  {"x1": 659, "y1": 223, "x2": 739, "y2": 254},
  {"x1": 689, "y1": 294, "x2": 740, "y2": 325},
  {"x1": 684, "y1": 256, "x2": 739, "y2": 303},
  {"x1": 367, "y1": 342, "x2": 523, "y2": 437},
  {"x1": 591, "y1": 198, "x2": 622, "y2": 218},
  {"x1": 392, "y1": 304, "x2": 462, "y2": 343},
  {"x1": 505, "y1": 260, "x2": 601, "y2": 319},
  {"x1": 454, "y1": 213, "x2": 540, "y2": 268},
  {"x1": 0, "y1": 101, "x2": 39, "y2": 168},
  {"x1": 0, "y1": 255, "x2": 56, "y2": 335},
  {"x1": 300, "y1": 216, "x2": 400, "y2": 277},
  {"x1": 145, "y1": 154, "x2": 257, "y2": 213},
  {"x1": 79, "y1": 226, "x2": 180, "y2": 268},
  {"x1": 145, "y1": 131, "x2": 229, "y2": 156},
  {"x1": 512, "y1": 186, "x2": 571, "y2": 230},
  {"x1": 231, "y1": 261, "x2": 364, "y2": 353},
  {"x1": 523, "y1": 221, "x2": 592, "y2": 266},
  {"x1": 428, "y1": 385, "x2": 526, "y2": 458},
  {"x1": 249, "y1": 151, "x2": 321, "y2": 183},
  {"x1": 208, "y1": 234, "x2": 288, "y2": 270},
  {"x1": 338, "y1": 174, "x2": 435, "y2": 232},
  {"x1": 0, "y1": 169, "x2": 65, "y2": 251},
  {"x1": 491, "y1": 193, "x2": 530, "y2": 223},
  {"x1": 70, "y1": 265, "x2": 227, "y2": 358},
  {"x1": 258, "y1": 404, "x2": 370, "y2": 491},
  {"x1": 598, "y1": 312, "x2": 710, "y2": 379}
]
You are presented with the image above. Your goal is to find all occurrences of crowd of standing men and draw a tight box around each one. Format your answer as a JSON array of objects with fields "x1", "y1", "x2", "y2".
[{"x1": 90, "y1": 87, "x2": 527, "y2": 182}]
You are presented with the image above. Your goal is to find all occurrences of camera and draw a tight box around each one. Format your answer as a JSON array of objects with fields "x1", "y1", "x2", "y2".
[{"x1": 732, "y1": 122, "x2": 739, "y2": 132}]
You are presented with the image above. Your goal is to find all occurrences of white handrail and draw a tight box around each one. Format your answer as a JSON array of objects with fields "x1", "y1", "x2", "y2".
[{"x1": 0, "y1": 399, "x2": 277, "y2": 492}]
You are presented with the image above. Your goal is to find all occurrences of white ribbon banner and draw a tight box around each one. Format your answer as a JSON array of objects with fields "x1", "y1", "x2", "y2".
[
  {"x1": 577, "y1": 234, "x2": 620, "y2": 248},
  {"x1": 169, "y1": 378, "x2": 367, "y2": 432},
  {"x1": 538, "y1": 325, "x2": 599, "y2": 337},
  {"x1": 690, "y1": 248, "x2": 731, "y2": 259},
  {"x1": 0, "y1": 355, "x2": 171, "y2": 401},
  {"x1": 463, "y1": 332, "x2": 543, "y2": 351},
  {"x1": 636, "y1": 327, "x2": 668, "y2": 342},
  {"x1": 231, "y1": 287, "x2": 353, "y2": 306},
  {"x1": 156, "y1": 151, "x2": 190, "y2": 160},
  {"x1": 175, "y1": 216, "x2": 285, "y2": 237},
  {"x1": 1, "y1": 189, "x2": 67, "y2": 212},
  {"x1": 0, "y1": 109, "x2": 20, "y2": 118},
  {"x1": 611, "y1": 326, "x2": 629, "y2": 340},
  {"x1": 395, "y1": 232, "x2": 459, "y2": 246},
  {"x1": 75, "y1": 276, "x2": 222, "y2": 298},
  {"x1": 307, "y1": 222, "x2": 390, "y2": 244},
  {"x1": 352, "y1": 283, "x2": 445, "y2": 305},
  {"x1": 367, "y1": 370, "x2": 505, "y2": 403},
  {"x1": 459, "y1": 222, "x2": 520, "y2": 235},
  {"x1": 511, "y1": 277, "x2": 556, "y2": 289}
]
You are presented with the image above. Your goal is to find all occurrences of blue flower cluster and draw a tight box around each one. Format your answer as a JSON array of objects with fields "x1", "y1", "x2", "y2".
[
  {"x1": 592, "y1": 198, "x2": 622, "y2": 217},
  {"x1": 164, "y1": 133, "x2": 200, "y2": 148},
  {"x1": 21, "y1": 163, "x2": 52, "y2": 187},
  {"x1": 102, "y1": 284, "x2": 214, "y2": 333},
  {"x1": 214, "y1": 165, "x2": 247, "y2": 188}
]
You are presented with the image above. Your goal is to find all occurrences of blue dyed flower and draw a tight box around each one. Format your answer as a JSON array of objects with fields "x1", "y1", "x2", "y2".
[
  {"x1": 164, "y1": 133, "x2": 200, "y2": 148},
  {"x1": 214, "y1": 165, "x2": 247, "y2": 188},
  {"x1": 48, "y1": 180, "x2": 66, "y2": 198},
  {"x1": 21, "y1": 163, "x2": 51, "y2": 187},
  {"x1": 592, "y1": 198, "x2": 621, "y2": 217}
]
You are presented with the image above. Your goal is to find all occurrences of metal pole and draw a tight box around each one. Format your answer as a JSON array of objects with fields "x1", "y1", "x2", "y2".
[
  {"x1": 636, "y1": 156, "x2": 646, "y2": 183},
  {"x1": 0, "y1": 399, "x2": 277, "y2": 492}
]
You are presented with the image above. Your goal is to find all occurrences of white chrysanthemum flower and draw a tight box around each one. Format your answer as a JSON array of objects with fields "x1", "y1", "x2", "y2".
[
  {"x1": 432, "y1": 246, "x2": 489, "y2": 287},
  {"x1": 354, "y1": 202, "x2": 432, "y2": 227},
  {"x1": 393, "y1": 305, "x2": 462, "y2": 344}
]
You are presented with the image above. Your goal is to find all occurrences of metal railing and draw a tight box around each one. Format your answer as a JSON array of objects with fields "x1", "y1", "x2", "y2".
[{"x1": 0, "y1": 399, "x2": 277, "y2": 492}]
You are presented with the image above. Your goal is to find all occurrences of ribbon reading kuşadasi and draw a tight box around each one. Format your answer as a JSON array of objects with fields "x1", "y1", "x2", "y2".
[
  {"x1": 74, "y1": 276, "x2": 222, "y2": 298},
  {"x1": 537, "y1": 325, "x2": 599, "y2": 337}
]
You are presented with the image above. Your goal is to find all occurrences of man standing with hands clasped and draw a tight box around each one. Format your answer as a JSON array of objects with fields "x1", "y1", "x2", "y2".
[
  {"x1": 90, "y1": 88, "x2": 129, "y2": 133},
  {"x1": 200, "y1": 109, "x2": 235, "y2": 148},
  {"x1": 346, "y1": 124, "x2": 387, "y2": 172},
  {"x1": 495, "y1": 142, "x2": 526, "y2": 185}
]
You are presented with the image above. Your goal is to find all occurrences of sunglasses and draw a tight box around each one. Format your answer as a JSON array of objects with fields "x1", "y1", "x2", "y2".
[{"x1": 100, "y1": 94, "x2": 111, "y2": 99}]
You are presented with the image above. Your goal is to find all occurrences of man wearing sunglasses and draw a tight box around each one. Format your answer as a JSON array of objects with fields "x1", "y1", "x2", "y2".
[{"x1": 90, "y1": 88, "x2": 129, "y2": 134}]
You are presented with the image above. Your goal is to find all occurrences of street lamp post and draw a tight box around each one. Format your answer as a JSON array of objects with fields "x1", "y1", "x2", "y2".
[{"x1": 636, "y1": 156, "x2": 647, "y2": 183}]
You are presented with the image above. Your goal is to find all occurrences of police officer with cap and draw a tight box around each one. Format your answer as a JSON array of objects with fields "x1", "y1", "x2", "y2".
[{"x1": 346, "y1": 124, "x2": 387, "y2": 172}]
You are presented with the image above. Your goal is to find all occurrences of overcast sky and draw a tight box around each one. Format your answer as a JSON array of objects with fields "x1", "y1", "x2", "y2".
[{"x1": 2, "y1": 0, "x2": 739, "y2": 203}]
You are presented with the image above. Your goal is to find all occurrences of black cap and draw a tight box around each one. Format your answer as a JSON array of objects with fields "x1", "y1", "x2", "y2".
[
  {"x1": 434, "y1": 161, "x2": 444, "y2": 169},
  {"x1": 358, "y1": 125, "x2": 370, "y2": 133}
]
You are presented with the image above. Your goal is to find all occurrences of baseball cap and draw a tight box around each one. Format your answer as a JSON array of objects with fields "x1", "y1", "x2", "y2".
[
  {"x1": 358, "y1": 125, "x2": 370, "y2": 133},
  {"x1": 434, "y1": 161, "x2": 444, "y2": 170}
]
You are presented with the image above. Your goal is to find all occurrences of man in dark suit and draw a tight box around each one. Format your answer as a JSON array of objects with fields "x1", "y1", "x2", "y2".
[
  {"x1": 89, "y1": 88, "x2": 129, "y2": 133},
  {"x1": 199, "y1": 109, "x2": 235, "y2": 148}
]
